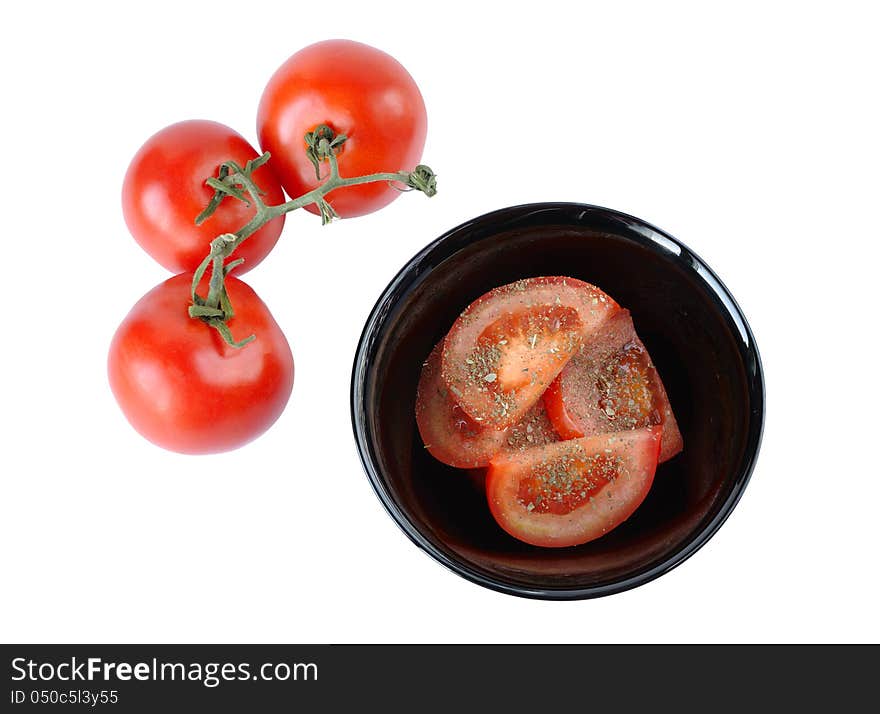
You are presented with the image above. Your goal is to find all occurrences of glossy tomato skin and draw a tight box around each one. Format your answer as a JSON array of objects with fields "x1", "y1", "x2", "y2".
[
  {"x1": 108, "y1": 273, "x2": 294, "y2": 454},
  {"x1": 122, "y1": 120, "x2": 286, "y2": 274},
  {"x1": 257, "y1": 39, "x2": 427, "y2": 217}
]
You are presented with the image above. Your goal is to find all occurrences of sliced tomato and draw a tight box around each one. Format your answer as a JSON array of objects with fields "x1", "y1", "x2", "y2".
[
  {"x1": 486, "y1": 428, "x2": 661, "y2": 548},
  {"x1": 416, "y1": 342, "x2": 508, "y2": 468},
  {"x1": 544, "y1": 309, "x2": 683, "y2": 462},
  {"x1": 500, "y1": 398, "x2": 560, "y2": 454},
  {"x1": 417, "y1": 345, "x2": 562, "y2": 469},
  {"x1": 441, "y1": 277, "x2": 619, "y2": 430}
]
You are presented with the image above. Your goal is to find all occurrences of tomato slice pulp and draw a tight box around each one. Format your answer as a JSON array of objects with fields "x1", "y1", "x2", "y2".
[
  {"x1": 486, "y1": 427, "x2": 662, "y2": 547},
  {"x1": 417, "y1": 341, "x2": 564, "y2": 468},
  {"x1": 416, "y1": 341, "x2": 509, "y2": 468},
  {"x1": 441, "y1": 277, "x2": 619, "y2": 430},
  {"x1": 500, "y1": 398, "x2": 560, "y2": 453},
  {"x1": 544, "y1": 309, "x2": 683, "y2": 462}
]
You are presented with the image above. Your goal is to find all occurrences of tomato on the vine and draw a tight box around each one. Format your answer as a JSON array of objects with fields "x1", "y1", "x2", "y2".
[
  {"x1": 122, "y1": 120, "x2": 286, "y2": 275},
  {"x1": 257, "y1": 39, "x2": 428, "y2": 218},
  {"x1": 107, "y1": 273, "x2": 294, "y2": 454}
]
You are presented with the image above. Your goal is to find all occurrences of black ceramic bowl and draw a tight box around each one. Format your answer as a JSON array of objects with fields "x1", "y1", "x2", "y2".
[{"x1": 351, "y1": 203, "x2": 764, "y2": 599}]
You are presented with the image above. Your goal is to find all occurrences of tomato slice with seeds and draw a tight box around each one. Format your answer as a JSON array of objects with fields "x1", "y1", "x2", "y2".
[
  {"x1": 417, "y1": 344, "x2": 563, "y2": 469},
  {"x1": 486, "y1": 427, "x2": 662, "y2": 548},
  {"x1": 441, "y1": 277, "x2": 619, "y2": 430},
  {"x1": 416, "y1": 342, "x2": 509, "y2": 468},
  {"x1": 544, "y1": 309, "x2": 683, "y2": 462}
]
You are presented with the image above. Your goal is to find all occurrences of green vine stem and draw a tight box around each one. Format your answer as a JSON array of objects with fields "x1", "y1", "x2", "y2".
[{"x1": 188, "y1": 125, "x2": 437, "y2": 346}]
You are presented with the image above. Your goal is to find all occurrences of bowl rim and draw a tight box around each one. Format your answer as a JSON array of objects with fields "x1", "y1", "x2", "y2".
[{"x1": 350, "y1": 201, "x2": 765, "y2": 600}]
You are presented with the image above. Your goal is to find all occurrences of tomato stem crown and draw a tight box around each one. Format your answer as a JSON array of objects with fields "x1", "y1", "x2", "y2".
[{"x1": 304, "y1": 124, "x2": 347, "y2": 179}]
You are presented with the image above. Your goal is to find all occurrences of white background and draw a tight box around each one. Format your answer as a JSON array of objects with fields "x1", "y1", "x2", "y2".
[{"x1": 2, "y1": 1, "x2": 878, "y2": 644}]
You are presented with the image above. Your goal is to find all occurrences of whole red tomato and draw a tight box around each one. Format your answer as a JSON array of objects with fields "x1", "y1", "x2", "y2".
[
  {"x1": 122, "y1": 120, "x2": 286, "y2": 275},
  {"x1": 108, "y1": 273, "x2": 294, "y2": 454},
  {"x1": 257, "y1": 39, "x2": 427, "y2": 218}
]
